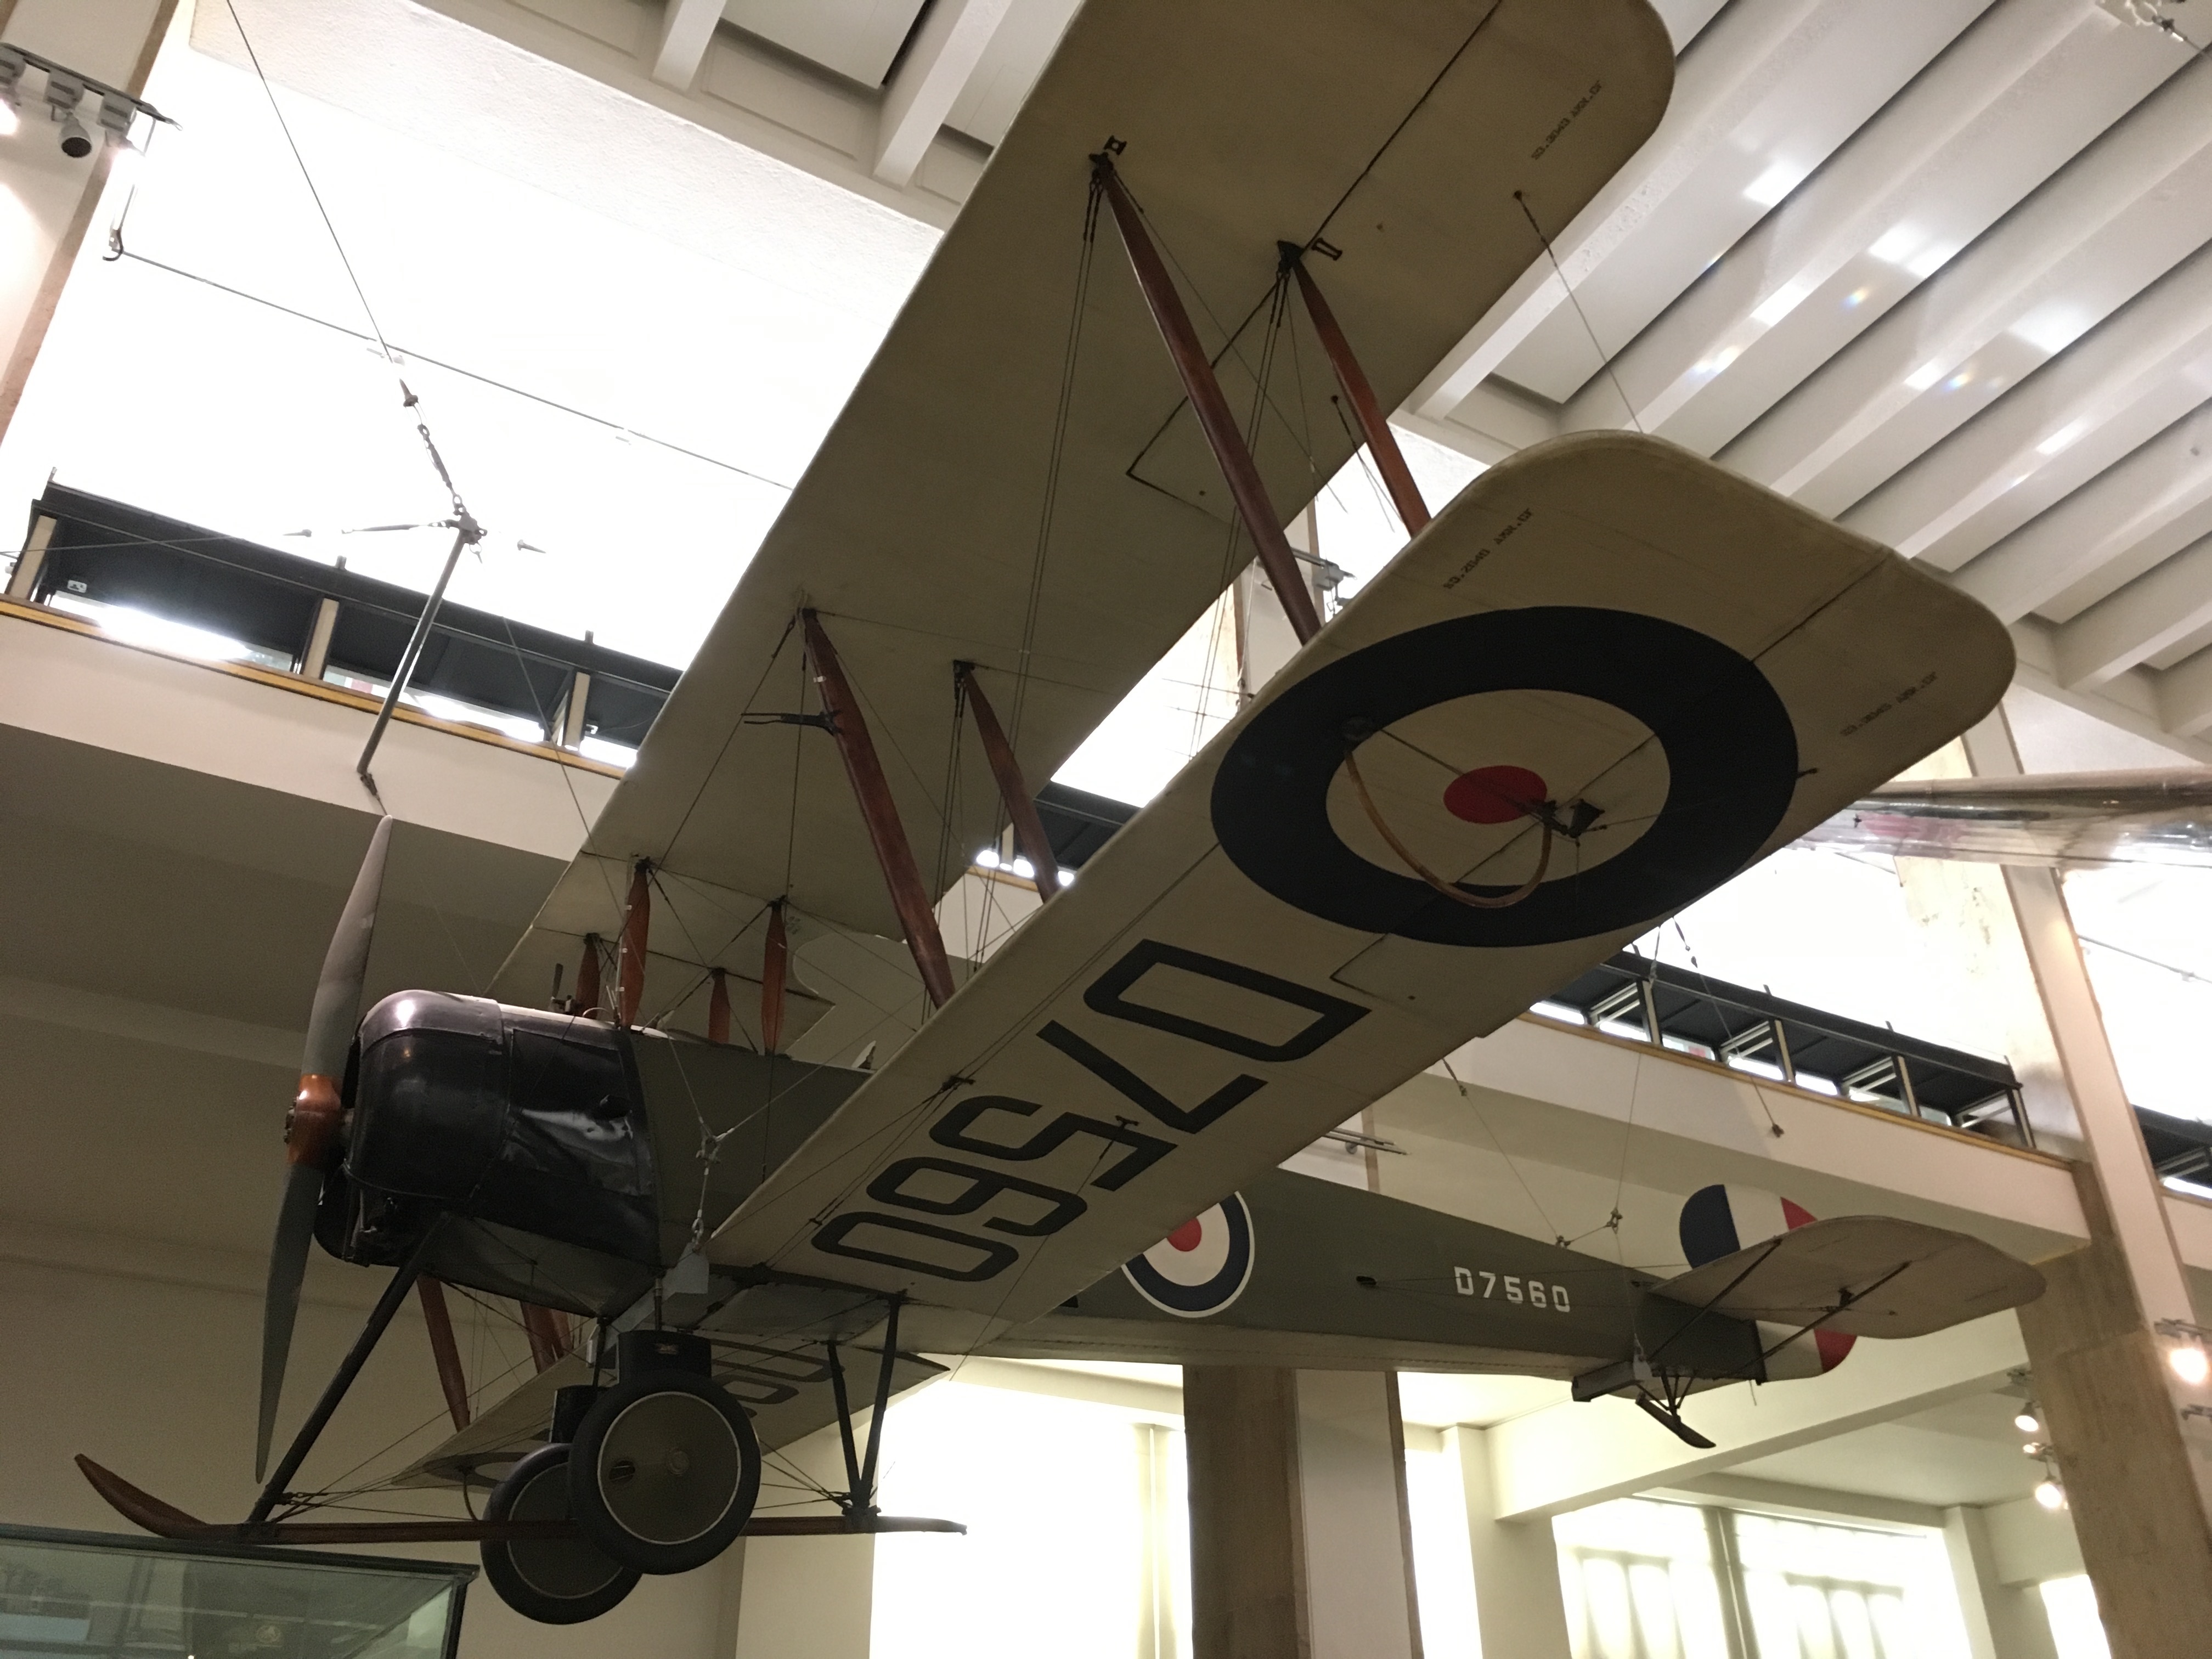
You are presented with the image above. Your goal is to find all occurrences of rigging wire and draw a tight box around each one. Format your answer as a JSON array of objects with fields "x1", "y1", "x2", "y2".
[
  {"x1": 1512, "y1": 190, "x2": 1644, "y2": 436},
  {"x1": 1008, "y1": 174, "x2": 1103, "y2": 749}
]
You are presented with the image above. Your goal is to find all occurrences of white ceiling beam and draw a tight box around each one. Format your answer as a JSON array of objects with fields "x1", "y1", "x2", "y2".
[
  {"x1": 1842, "y1": 245, "x2": 2212, "y2": 570},
  {"x1": 2157, "y1": 642, "x2": 2212, "y2": 737},
  {"x1": 1718, "y1": 32, "x2": 2201, "y2": 511},
  {"x1": 1564, "y1": 0, "x2": 2112, "y2": 449},
  {"x1": 2052, "y1": 530, "x2": 2212, "y2": 690},
  {"x1": 1952, "y1": 403, "x2": 2212, "y2": 622},
  {"x1": 873, "y1": 0, "x2": 1012, "y2": 189},
  {"x1": 1406, "y1": 0, "x2": 1836, "y2": 422},
  {"x1": 649, "y1": 0, "x2": 722, "y2": 92},
  {"x1": 1517, "y1": 0, "x2": 1993, "y2": 413}
]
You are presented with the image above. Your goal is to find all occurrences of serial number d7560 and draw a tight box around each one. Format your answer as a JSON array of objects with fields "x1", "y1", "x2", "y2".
[{"x1": 1453, "y1": 1266, "x2": 1571, "y2": 1312}]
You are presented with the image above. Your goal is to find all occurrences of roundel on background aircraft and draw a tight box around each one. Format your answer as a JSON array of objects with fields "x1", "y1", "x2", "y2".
[
  {"x1": 1123, "y1": 1195, "x2": 1255, "y2": 1318},
  {"x1": 1679, "y1": 1183, "x2": 1855, "y2": 1376}
]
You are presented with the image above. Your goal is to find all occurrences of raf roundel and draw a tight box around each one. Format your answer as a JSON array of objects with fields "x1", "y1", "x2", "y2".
[{"x1": 1122, "y1": 1195, "x2": 1255, "y2": 1318}]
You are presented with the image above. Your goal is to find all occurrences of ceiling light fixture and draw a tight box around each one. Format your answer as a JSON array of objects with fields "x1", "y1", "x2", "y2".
[
  {"x1": 2014, "y1": 1409, "x2": 2041, "y2": 1435},
  {"x1": 2034, "y1": 1476, "x2": 2066, "y2": 1511},
  {"x1": 2156, "y1": 1318, "x2": 2212, "y2": 1386}
]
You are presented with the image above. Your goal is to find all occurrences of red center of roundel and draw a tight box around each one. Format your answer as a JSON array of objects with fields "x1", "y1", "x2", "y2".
[
  {"x1": 1166, "y1": 1218, "x2": 1204, "y2": 1252},
  {"x1": 1443, "y1": 765, "x2": 1548, "y2": 825}
]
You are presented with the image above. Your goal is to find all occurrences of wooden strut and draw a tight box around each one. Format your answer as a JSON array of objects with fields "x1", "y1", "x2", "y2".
[
  {"x1": 1093, "y1": 156, "x2": 1321, "y2": 644},
  {"x1": 573, "y1": 933, "x2": 603, "y2": 1017},
  {"x1": 1285, "y1": 248, "x2": 1431, "y2": 538},
  {"x1": 617, "y1": 860, "x2": 651, "y2": 1027},
  {"x1": 415, "y1": 1278, "x2": 470, "y2": 1432},
  {"x1": 761, "y1": 900, "x2": 789, "y2": 1052},
  {"x1": 77, "y1": 1456, "x2": 963, "y2": 1547},
  {"x1": 955, "y1": 664, "x2": 1060, "y2": 897},
  {"x1": 707, "y1": 968, "x2": 731, "y2": 1045},
  {"x1": 799, "y1": 610, "x2": 957, "y2": 1008},
  {"x1": 520, "y1": 1304, "x2": 571, "y2": 1373}
]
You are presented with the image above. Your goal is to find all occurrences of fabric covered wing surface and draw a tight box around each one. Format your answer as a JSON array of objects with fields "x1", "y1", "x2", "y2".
[
  {"x1": 494, "y1": 0, "x2": 1674, "y2": 1002},
  {"x1": 1651, "y1": 1215, "x2": 2046, "y2": 1338},
  {"x1": 707, "y1": 433, "x2": 2016, "y2": 1329}
]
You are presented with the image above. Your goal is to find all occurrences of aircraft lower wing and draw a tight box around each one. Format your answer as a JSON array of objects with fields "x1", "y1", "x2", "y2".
[
  {"x1": 492, "y1": 0, "x2": 1674, "y2": 1022},
  {"x1": 1650, "y1": 1214, "x2": 2044, "y2": 1339},
  {"x1": 392, "y1": 1344, "x2": 947, "y2": 1491},
  {"x1": 708, "y1": 433, "x2": 2015, "y2": 1330},
  {"x1": 1803, "y1": 768, "x2": 2212, "y2": 869}
]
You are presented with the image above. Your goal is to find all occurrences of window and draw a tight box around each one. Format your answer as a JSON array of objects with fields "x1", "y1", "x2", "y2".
[
  {"x1": 2037, "y1": 1577, "x2": 2111, "y2": 1659},
  {"x1": 1555, "y1": 1498, "x2": 1731, "y2": 1659},
  {"x1": 1552, "y1": 1499, "x2": 1973, "y2": 1659},
  {"x1": 1731, "y1": 1510, "x2": 1969, "y2": 1659},
  {"x1": 868, "y1": 1381, "x2": 1189, "y2": 1659}
]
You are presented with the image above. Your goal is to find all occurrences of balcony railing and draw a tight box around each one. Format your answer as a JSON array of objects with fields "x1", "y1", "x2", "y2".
[{"x1": 4, "y1": 485, "x2": 677, "y2": 763}]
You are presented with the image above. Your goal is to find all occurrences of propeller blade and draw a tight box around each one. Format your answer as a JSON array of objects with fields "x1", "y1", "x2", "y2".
[
  {"x1": 256, "y1": 815, "x2": 394, "y2": 1480},
  {"x1": 255, "y1": 1164, "x2": 323, "y2": 1480}
]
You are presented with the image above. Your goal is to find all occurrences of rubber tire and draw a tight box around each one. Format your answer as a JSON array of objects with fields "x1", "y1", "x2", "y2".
[
  {"x1": 569, "y1": 1369, "x2": 760, "y2": 1575},
  {"x1": 481, "y1": 1443, "x2": 640, "y2": 1625}
]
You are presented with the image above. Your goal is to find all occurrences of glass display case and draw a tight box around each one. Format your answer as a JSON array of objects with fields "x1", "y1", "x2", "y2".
[{"x1": 0, "y1": 1523, "x2": 472, "y2": 1659}]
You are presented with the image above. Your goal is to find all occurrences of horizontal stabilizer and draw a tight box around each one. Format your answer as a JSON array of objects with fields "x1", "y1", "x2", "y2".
[{"x1": 1652, "y1": 1216, "x2": 2042, "y2": 1339}]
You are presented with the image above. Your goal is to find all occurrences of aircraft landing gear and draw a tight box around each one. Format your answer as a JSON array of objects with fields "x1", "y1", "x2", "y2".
[
  {"x1": 569, "y1": 1337, "x2": 762, "y2": 1576},
  {"x1": 480, "y1": 1444, "x2": 640, "y2": 1624}
]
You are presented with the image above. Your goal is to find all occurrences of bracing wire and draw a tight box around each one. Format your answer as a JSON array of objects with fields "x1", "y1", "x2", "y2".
[{"x1": 1513, "y1": 190, "x2": 1644, "y2": 436}]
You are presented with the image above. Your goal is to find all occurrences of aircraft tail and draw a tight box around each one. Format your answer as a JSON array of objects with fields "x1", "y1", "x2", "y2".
[{"x1": 1677, "y1": 1183, "x2": 1854, "y2": 1378}]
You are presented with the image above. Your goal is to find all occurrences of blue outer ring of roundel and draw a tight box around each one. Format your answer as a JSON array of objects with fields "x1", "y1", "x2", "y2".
[
  {"x1": 1122, "y1": 1195, "x2": 1255, "y2": 1318},
  {"x1": 1208, "y1": 607, "x2": 1799, "y2": 948}
]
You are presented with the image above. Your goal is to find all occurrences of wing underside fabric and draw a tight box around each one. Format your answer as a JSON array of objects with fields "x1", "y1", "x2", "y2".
[{"x1": 490, "y1": 0, "x2": 1678, "y2": 1029}]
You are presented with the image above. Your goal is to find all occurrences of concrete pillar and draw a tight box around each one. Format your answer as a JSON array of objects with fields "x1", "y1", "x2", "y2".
[
  {"x1": 1443, "y1": 1423, "x2": 1573, "y2": 1659},
  {"x1": 1183, "y1": 1367, "x2": 1422, "y2": 1659},
  {"x1": 1186, "y1": 1367, "x2": 1310, "y2": 1659},
  {"x1": 1893, "y1": 704, "x2": 2212, "y2": 1653},
  {"x1": 0, "y1": 0, "x2": 177, "y2": 444},
  {"x1": 2016, "y1": 1164, "x2": 2212, "y2": 1659}
]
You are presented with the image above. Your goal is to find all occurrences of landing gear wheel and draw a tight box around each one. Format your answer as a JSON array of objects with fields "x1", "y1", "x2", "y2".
[
  {"x1": 569, "y1": 1369, "x2": 760, "y2": 1574},
  {"x1": 481, "y1": 1443, "x2": 640, "y2": 1624}
]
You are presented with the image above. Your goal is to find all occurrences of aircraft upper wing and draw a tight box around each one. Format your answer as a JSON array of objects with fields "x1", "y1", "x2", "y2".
[
  {"x1": 707, "y1": 433, "x2": 2017, "y2": 1333},
  {"x1": 1650, "y1": 1215, "x2": 2045, "y2": 1338},
  {"x1": 1802, "y1": 768, "x2": 2212, "y2": 870},
  {"x1": 492, "y1": 0, "x2": 1676, "y2": 1019}
]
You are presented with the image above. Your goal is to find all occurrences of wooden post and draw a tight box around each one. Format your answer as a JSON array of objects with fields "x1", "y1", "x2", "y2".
[
  {"x1": 416, "y1": 1278, "x2": 470, "y2": 1432},
  {"x1": 1287, "y1": 252, "x2": 1430, "y2": 537},
  {"x1": 573, "y1": 935, "x2": 604, "y2": 1016},
  {"x1": 707, "y1": 968, "x2": 731, "y2": 1045},
  {"x1": 520, "y1": 1304, "x2": 569, "y2": 1374},
  {"x1": 955, "y1": 664, "x2": 1060, "y2": 897},
  {"x1": 617, "y1": 861, "x2": 651, "y2": 1028},
  {"x1": 762, "y1": 900, "x2": 789, "y2": 1052},
  {"x1": 1094, "y1": 159, "x2": 1320, "y2": 644},
  {"x1": 800, "y1": 611, "x2": 957, "y2": 1008}
]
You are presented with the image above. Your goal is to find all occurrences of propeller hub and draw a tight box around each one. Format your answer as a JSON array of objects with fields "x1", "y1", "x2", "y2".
[{"x1": 285, "y1": 1074, "x2": 343, "y2": 1170}]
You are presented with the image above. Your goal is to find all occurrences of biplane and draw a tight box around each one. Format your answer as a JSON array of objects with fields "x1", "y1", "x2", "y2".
[{"x1": 76, "y1": 0, "x2": 2048, "y2": 1628}]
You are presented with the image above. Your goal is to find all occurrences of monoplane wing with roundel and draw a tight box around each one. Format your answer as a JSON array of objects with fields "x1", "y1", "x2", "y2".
[
  {"x1": 1803, "y1": 768, "x2": 2212, "y2": 870},
  {"x1": 491, "y1": 0, "x2": 1675, "y2": 1024},
  {"x1": 706, "y1": 433, "x2": 2015, "y2": 1334}
]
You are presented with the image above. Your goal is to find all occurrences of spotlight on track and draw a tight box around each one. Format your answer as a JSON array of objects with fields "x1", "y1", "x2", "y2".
[
  {"x1": 2155, "y1": 1318, "x2": 2212, "y2": 1386},
  {"x1": 2012, "y1": 1409, "x2": 2040, "y2": 1435},
  {"x1": 0, "y1": 47, "x2": 171, "y2": 159},
  {"x1": 2033, "y1": 1477, "x2": 2066, "y2": 1511}
]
